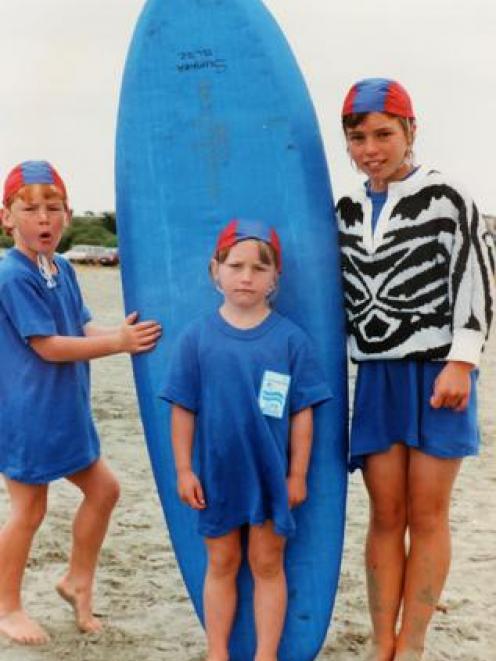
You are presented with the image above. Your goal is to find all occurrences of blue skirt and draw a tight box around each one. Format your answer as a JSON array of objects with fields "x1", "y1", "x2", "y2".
[{"x1": 349, "y1": 360, "x2": 479, "y2": 472}]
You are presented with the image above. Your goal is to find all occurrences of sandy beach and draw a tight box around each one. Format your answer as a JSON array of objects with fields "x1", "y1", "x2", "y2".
[{"x1": 0, "y1": 265, "x2": 494, "y2": 661}]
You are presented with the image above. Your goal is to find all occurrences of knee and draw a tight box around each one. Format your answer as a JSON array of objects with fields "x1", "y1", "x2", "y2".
[
  {"x1": 370, "y1": 500, "x2": 407, "y2": 535},
  {"x1": 13, "y1": 496, "x2": 47, "y2": 532},
  {"x1": 207, "y1": 546, "x2": 242, "y2": 579},
  {"x1": 248, "y1": 546, "x2": 285, "y2": 580},
  {"x1": 91, "y1": 474, "x2": 120, "y2": 513},
  {"x1": 101, "y1": 475, "x2": 121, "y2": 511},
  {"x1": 408, "y1": 500, "x2": 449, "y2": 536}
]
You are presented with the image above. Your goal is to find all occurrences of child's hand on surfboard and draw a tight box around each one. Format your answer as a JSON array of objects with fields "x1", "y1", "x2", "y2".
[
  {"x1": 287, "y1": 474, "x2": 308, "y2": 508},
  {"x1": 119, "y1": 311, "x2": 162, "y2": 354},
  {"x1": 177, "y1": 469, "x2": 206, "y2": 509}
]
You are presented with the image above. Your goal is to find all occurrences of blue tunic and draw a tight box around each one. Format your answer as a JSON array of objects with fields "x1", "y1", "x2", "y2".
[
  {"x1": 349, "y1": 360, "x2": 479, "y2": 471},
  {"x1": 161, "y1": 310, "x2": 332, "y2": 538},
  {"x1": 0, "y1": 249, "x2": 100, "y2": 484}
]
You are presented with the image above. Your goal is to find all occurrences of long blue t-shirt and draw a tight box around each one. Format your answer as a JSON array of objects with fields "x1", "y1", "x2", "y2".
[
  {"x1": 0, "y1": 249, "x2": 100, "y2": 484},
  {"x1": 160, "y1": 310, "x2": 332, "y2": 538}
]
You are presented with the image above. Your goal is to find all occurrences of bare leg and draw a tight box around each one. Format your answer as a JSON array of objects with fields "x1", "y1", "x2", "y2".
[
  {"x1": 394, "y1": 450, "x2": 461, "y2": 659},
  {"x1": 203, "y1": 530, "x2": 242, "y2": 661},
  {"x1": 362, "y1": 444, "x2": 409, "y2": 661},
  {"x1": 0, "y1": 477, "x2": 49, "y2": 645},
  {"x1": 56, "y1": 459, "x2": 119, "y2": 633},
  {"x1": 248, "y1": 521, "x2": 287, "y2": 661}
]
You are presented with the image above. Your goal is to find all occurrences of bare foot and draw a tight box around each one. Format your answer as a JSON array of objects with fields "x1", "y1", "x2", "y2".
[
  {"x1": 0, "y1": 609, "x2": 50, "y2": 645},
  {"x1": 363, "y1": 642, "x2": 395, "y2": 661},
  {"x1": 394, "y1": 653, "x2": 423, "y2": 661},
  {"x1": 56, "y1": 579, "x2": 102, "y2": 634}
]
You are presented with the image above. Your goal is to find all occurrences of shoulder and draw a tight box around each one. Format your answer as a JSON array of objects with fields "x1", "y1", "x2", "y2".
[
  {"x1": 336, "y1": 185, "x2": 367, "y2": 221},
  {"x1": 388, "y1": 166, "x2": 477, "y2": 224},
  {"x1": 272, "y1": 312, "x2": 303, "y2": 335},
  {"x1": 0, "y1": 250, "x2": 36, "y2": 291},
  {"x1": 403, "y1": 167, "x2": 474, "y2": 205},
  {"x1": 172, "y1": 313, "x2": 213, "y2": 348},
  {"x1": 271, "y1": 312, "x2": 314, "y2": 349},
  {"x1": 185, "y1": 312, "x2": 214, "y2": 336}
]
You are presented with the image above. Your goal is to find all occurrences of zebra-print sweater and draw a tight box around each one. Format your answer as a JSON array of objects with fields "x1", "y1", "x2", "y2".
[{"x1": 336, "y1": 166, "x2": 495, "y2": 365}]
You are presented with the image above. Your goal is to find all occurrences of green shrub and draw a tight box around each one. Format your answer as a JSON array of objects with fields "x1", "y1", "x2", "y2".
[{"x1": 1, "y1": 212, "x2": 118, "y2": 252}]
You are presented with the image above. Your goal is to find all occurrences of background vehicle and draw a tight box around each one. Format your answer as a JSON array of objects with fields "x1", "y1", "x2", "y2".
[
  {"x1": 63, "y1": 245, "x2": 108, "y2": 265},
  {"x1": 98, "y1": 247, "x2": 119, "y2": 266}
]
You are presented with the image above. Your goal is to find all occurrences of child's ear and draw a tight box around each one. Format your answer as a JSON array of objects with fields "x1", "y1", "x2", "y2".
[
  {"x1": 1, "y1": 208, "x2": 14, "y2": 236},
  {"x1": 209, "y1": 258, "x2": 219, "y2": 281},
  {"x1": 408, "y1": 120, "x2": 417, "y2": 146}
]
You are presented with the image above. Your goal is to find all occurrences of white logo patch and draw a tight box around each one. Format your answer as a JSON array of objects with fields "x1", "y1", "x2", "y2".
[{"x1": 259, "y1": 370, "x2": 291, "y2": 419}]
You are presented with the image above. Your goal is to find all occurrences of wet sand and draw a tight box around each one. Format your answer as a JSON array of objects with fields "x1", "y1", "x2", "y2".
[{"x1": 0, "y1": 266, "x2": 494, "y2": 660}]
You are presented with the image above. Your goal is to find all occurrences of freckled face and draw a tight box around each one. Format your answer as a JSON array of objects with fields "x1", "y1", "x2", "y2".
[
  {"x1": 345, "y1": 112, "x2": 414, "y2": 191},
  {"x1": 3, "y1": 186, "x2": 69, "y2": 262}
]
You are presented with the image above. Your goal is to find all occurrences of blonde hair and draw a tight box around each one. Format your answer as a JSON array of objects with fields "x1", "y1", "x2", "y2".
[{"x1": 213, "y1": 240, "x2": 278, "y2": 269}]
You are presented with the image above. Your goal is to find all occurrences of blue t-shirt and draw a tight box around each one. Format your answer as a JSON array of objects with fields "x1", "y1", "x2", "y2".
[
  {"x1": 0, "y1": 249, "x2": 100, "y2": 484},
  {"x1": 160, "y1": 310, "x2": 332, "y2": 538},
  {"x1": 368, "y1": 189, "x2": 387, "y2": 233}
]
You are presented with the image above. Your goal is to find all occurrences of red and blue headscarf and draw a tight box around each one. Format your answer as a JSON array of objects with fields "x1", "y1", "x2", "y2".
[
  {"x1": 215, "y1": 219, "x2": 282, "y2": 272},
  {"x1": 3, "y1": 160, "x2": 67, "y2": 206},
  {"x1": 342, "y1": 78, "x2": 415, "y2": 119}
]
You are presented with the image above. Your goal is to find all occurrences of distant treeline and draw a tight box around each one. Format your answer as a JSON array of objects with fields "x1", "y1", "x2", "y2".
[{"x1": 0, "y1": 212, "x2": 117, "y2": 250}]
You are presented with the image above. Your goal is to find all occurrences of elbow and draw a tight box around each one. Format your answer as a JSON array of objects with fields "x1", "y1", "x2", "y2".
[{"x1": 29, "y1": 338, "x2": 61, "y2": 363}]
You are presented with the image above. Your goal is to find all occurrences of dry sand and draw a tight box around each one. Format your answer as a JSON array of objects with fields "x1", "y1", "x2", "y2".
[{"x1": 0, "y1": 265, "x2": 494, "y2": 661}]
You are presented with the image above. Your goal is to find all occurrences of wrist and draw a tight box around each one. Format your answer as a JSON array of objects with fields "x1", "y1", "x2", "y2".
[
  {"x1": 288, "y1": 471, "x2": 306, "y2": 479},
  {"x1": 447, "y1": 360, "x2": 474, "y2": 372}
]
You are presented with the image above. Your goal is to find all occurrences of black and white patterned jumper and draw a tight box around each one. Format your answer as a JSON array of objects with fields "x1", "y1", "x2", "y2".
[{"x1": 337, "y1": 166, "x2": 494, "y2": 366}]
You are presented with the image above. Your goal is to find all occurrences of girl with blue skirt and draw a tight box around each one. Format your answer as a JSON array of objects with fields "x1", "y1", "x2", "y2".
[{"x1": 336, "y1": 78, "x2": 494, "y2": 661}]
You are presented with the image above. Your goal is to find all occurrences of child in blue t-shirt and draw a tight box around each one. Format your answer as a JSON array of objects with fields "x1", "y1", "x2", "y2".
[
  {"x1": 161, "y1": 219, "x2": 331, "y2": 661},
  {"x1": 0, "y1": 161, "x2": 161, "y2": 645}
]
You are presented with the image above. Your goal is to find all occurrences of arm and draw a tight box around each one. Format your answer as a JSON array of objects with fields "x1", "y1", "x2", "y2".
[
  {"x1": 287, "y1": 407, "x2": 313, "y2": 508},
  {"x1": 447, "y1": 195, "x2": 494, "y2": 366},
  {"x1": 432, "y1": 195, "x2": 495, "y2": 412},
  {"x1": 29, "y1": 311, "x2": 161, "y2": 362},
  {"x1": 171, "y1": 404, "x2": 205, "y2": 510}
]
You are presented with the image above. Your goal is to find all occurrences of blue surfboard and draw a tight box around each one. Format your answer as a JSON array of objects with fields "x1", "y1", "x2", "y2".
[{"x1": 116, "y1": 1, "x2": 348, "y2": 659}]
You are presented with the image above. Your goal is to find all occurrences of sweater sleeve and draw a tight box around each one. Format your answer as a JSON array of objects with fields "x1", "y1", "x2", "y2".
[{"x1": 447, "y1": 192, "x2": 495, "y2": 366}]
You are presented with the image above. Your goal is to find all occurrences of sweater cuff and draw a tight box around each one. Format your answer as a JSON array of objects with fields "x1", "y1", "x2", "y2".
[{"x1": 447, "y1": 329, "x2": 485, "y2": 367}]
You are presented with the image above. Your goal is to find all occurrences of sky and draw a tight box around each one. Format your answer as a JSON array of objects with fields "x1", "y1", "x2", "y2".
[{"x1": 1, "y1": 0, "x2": 495, "y2": 214}]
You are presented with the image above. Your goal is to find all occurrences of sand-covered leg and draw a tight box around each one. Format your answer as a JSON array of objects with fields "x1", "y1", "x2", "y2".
[
  {"x1": 395, "y1": 452, "x2": 461, "y2": 657},
  {"x1": 362, "y1": 446, "x2": 409, "y2": 661},
  {"x1": 58, "y1": 459, "x2": 120, "y2": 633},
  {"x1": 0, "y1": 478, "x2": 49, "y2": 645}
]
